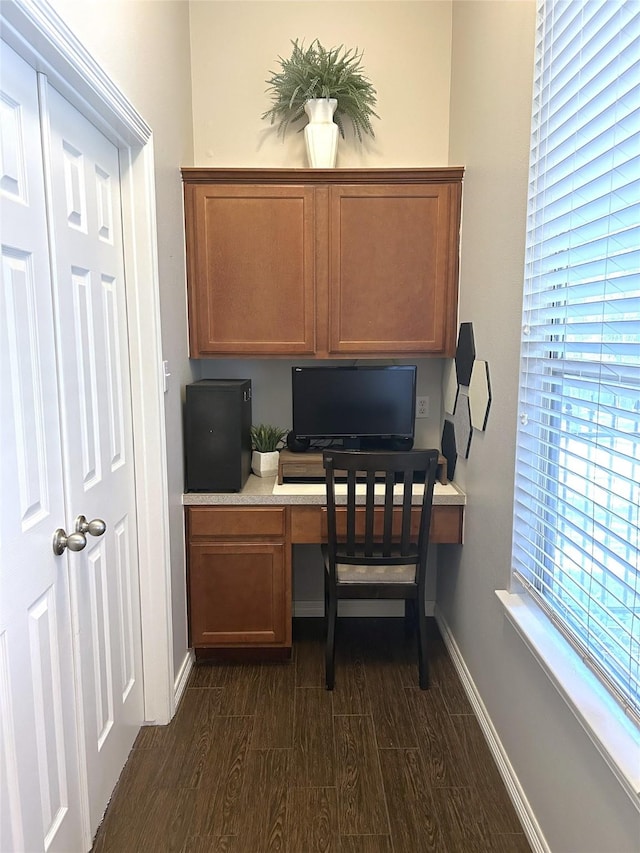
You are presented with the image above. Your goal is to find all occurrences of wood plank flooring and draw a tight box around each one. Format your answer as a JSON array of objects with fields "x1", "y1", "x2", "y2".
[{"x1": 91, "y1": 618, "x2": 531, "y2": 853}]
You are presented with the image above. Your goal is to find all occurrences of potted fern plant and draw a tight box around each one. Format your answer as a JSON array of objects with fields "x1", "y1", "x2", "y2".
[
  {"x1": 262, "y1": 38, "x2": 379, "y2": 167},
  {"x1": 250, "y1": 424, "x2": 288, "y2": 478}
]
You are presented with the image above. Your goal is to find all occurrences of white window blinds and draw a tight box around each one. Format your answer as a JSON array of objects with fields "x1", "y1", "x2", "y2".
[{"x1": 512, "y1": 0, "x2": 640, "y2": 721}]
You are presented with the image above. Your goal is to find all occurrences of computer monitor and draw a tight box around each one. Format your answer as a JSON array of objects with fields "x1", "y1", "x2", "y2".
[{"x1": 291, "y1": 365, "x2": 417, "y2": 450}]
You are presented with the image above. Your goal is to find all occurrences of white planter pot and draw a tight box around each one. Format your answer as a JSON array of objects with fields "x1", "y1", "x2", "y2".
[
  {"x1": 304, "y1": 98, "x2": 339, "y2": 168},
  {"x1": 251, "y1": 450, "x2": 280, "y2": 478}
]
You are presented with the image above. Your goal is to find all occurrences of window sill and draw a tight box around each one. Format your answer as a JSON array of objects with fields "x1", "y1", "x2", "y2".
[{"x1": 495, "y1": 589, "x2": 640, "y2": 808}]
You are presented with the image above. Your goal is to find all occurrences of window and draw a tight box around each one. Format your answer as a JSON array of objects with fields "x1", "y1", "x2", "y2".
[{"x1": 512, "y1": 0, "x2": 640, "y2": 721}]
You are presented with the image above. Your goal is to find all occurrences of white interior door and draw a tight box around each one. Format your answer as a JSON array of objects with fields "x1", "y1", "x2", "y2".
[
  {"x1": 0, "y1": 43, "x2": 84, "y2": 853},
  {"x1": 43, "y1": 81, "x2": 145, "y2": 834},
  {"x1": 1, "y1": 40, "x2": 145, "y2": 851}
]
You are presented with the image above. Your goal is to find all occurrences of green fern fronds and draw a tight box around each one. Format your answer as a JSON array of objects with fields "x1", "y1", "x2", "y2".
[{"x1": 262, "y1": 39, "x2": 379, "y2": 141}]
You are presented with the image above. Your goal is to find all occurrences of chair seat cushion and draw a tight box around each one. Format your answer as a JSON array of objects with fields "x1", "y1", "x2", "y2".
[{"x1": 336, "y1": 562, "x2": 416, "y2": 583}]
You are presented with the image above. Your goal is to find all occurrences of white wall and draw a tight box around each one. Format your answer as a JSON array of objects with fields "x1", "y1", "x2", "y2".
[
  {"x1": 443, "y1": 3, "x2": 639, "y2": 851},
  {"x1": 49, "y1": 0, "x2": 195, "y2": 682}
]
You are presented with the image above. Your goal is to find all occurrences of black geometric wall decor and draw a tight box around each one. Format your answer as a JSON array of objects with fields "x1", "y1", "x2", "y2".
[
  {"x1": 452, "y1": 390, "x2": 473, "y2": 459},
  {"x1": 442, "y1": 358, "x2": 459, "y2": 416},
  {"x1": 455, "y1": 322, "x2": 476, "y2": 387},
  {"x1": 441, "y1": 418, "x2": 457, "y2": 481},
  {"x1": 469, "y1": 360, "x2": 492, "y2": 431},
  {"x1": 441, "y1": 321, "x2": 493, "y2": 478}
]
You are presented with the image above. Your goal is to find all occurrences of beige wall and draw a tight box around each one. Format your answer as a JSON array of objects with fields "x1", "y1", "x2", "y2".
[
  {"x1": 49, "y1": 0, "x2": 195, "y2": 681},
  {"x1": 189, "y1": 0, "x2": 453, "y2": 167},
  {"x1": 443, "y1": 3, "x2": 639, "y2": 852}
]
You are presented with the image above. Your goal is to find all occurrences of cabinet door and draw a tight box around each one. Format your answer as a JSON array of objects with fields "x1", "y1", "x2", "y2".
[
  {"x1": 185, "y1": 184, "x2": 316, "y2": 356},
  {"x1": 188, "y1": 542, "x2": 289, "y2": 647},
  {"x1": 328, "y1": 183, "x2": 460, "y2": 355}
]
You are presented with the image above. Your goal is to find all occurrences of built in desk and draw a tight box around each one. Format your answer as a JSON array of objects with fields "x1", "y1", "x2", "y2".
[{"x1": 183, "y1": 475, "x2": 465, "y2": 660}]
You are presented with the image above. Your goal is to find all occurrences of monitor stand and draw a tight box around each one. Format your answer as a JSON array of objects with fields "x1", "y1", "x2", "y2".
[
  {"x1": 342, "y1": 437, "x2": 361, "y2": 450},
  {"x1": 278, "y1": 450, "x2": 324, "y2": 484},
  {"x1": 277, "y1": 449, "x2": 448, "y2": 485}
]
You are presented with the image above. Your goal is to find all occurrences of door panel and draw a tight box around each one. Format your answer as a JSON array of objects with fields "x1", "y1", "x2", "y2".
[
  {"x1": 44, "y1": 82, "x2": 144, "y2": 833},
  {"x1": 0, "y1": 43, "x2": 83, "y2": 853},
  {"x1": 186, "y1": 184, "x2": 317, "y2": 355},
  {"x1": 189, "y1": 542, "x2": 288, "y2": 646},
  {"x1": 328, "y1": 183, "x2": 456, "y2": 354}
]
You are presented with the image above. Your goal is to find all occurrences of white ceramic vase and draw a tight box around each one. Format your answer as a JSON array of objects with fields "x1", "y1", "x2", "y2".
[
  {"x1": 304, "y1": 98, "x2": 339, "y2": 168},
  {"x1": 251, "y1": 450, "x2": 280, "y2": 478}
]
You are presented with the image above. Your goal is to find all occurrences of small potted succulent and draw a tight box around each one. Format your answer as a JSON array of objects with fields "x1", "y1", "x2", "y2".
[{"x1": 250, "y1": 424, "x2": 288, "y2": 478}]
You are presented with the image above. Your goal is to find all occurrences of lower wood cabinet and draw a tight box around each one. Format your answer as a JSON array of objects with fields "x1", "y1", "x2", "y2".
[
  {"x1": 185, "y1": 500, "x2": 464, "y2": 660},
  {"x1": 186, "y1": 506, "x2": 291, "y2": 657}
]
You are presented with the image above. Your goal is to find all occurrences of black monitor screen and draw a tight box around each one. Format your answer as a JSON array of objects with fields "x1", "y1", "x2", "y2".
[{"x1": 292, "y1": 365, "x2": 416, "y2": 443}]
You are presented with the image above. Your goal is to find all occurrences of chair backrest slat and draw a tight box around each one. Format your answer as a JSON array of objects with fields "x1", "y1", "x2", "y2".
[
  {"x1": 325, "y1": 464, "x2": 337, "y2": 553},
  {"x1": 383, "y1": 470, "x2": 394, "y2": 557},
  {"x1": 400, "y1": 472, "x2": 413, "y2": 554},
  {"x1": 346, "y1": 469, "x2": 356, "y2": 554},
  {"x1": 364, "y1": 470, "x2": 376, "y2": 557}
]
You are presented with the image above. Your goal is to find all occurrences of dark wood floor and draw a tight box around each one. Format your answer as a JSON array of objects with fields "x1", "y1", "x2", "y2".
[{"x1": 92, "y1": 618, "x2": 531, "y2": 853}]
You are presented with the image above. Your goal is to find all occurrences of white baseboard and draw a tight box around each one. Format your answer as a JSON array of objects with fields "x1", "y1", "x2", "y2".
[
  {"x1": 434, "y1": 607, "x2": 549, "y2": 853},
  {"x1": 293, "y1": 599, "x2": 436, "y2": 618},
  {"x1": 173, "y1": 649, "x2": 194, "y2": 715}
]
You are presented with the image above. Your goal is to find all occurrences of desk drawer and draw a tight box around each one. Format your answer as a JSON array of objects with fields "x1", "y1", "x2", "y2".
[
  {"x1": 430, "y1": 506, "x2": 464, "y2": 544},
  {"x1": 290, "y1": 504, "x2": 463, "y2": 544},
  {"x1": 327, "y1": 508, "x2": 422, "y2": 540},
  {"x1": 290, "y1": 506, "x2": 324, "y2": 542},
  {"x1": 188, "y1": 506, "x2": 286, "y2": 538}
]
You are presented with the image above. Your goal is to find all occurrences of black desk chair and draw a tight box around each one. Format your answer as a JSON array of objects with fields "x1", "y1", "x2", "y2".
[{"x1": 322, "y1": 448, "x2": 440, "y2": 690}]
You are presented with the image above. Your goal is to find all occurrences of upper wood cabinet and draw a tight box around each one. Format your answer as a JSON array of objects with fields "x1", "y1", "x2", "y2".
[
  {"x1": 183, "y1": 182, "x2": 316, "y2": 356},
  {"x1": 182, "y1": 168, "x2": 463, "y2": 358}
]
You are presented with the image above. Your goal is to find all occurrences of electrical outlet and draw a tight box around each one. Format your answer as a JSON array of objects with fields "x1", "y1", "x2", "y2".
[{"x1": 416, "y1": 396, "x2": 429, "y2": 418}]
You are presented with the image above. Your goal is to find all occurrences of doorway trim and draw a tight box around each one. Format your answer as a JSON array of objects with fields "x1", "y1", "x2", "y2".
[{"x1": 1, "y1": 0, "x2": 174, "y2": 724}]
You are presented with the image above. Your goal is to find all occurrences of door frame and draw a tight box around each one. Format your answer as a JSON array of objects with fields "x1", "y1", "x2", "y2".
[{"x1": 1, "y1": 0, "x2": 174, "y2": 724}]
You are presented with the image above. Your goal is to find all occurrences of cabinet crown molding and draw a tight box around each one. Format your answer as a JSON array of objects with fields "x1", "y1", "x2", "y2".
[{"x1": 181, "y1": 167, "x2": 464, "y2": 185}]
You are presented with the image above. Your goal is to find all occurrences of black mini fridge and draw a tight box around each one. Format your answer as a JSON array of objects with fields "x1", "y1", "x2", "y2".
[{"x1": 184, "y1": 379, "x2": 252, "y2": 492}]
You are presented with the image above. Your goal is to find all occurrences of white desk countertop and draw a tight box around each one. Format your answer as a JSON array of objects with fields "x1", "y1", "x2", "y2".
[{"x1": 183, "y1": 475, "x2": 466, "y2": 507}]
